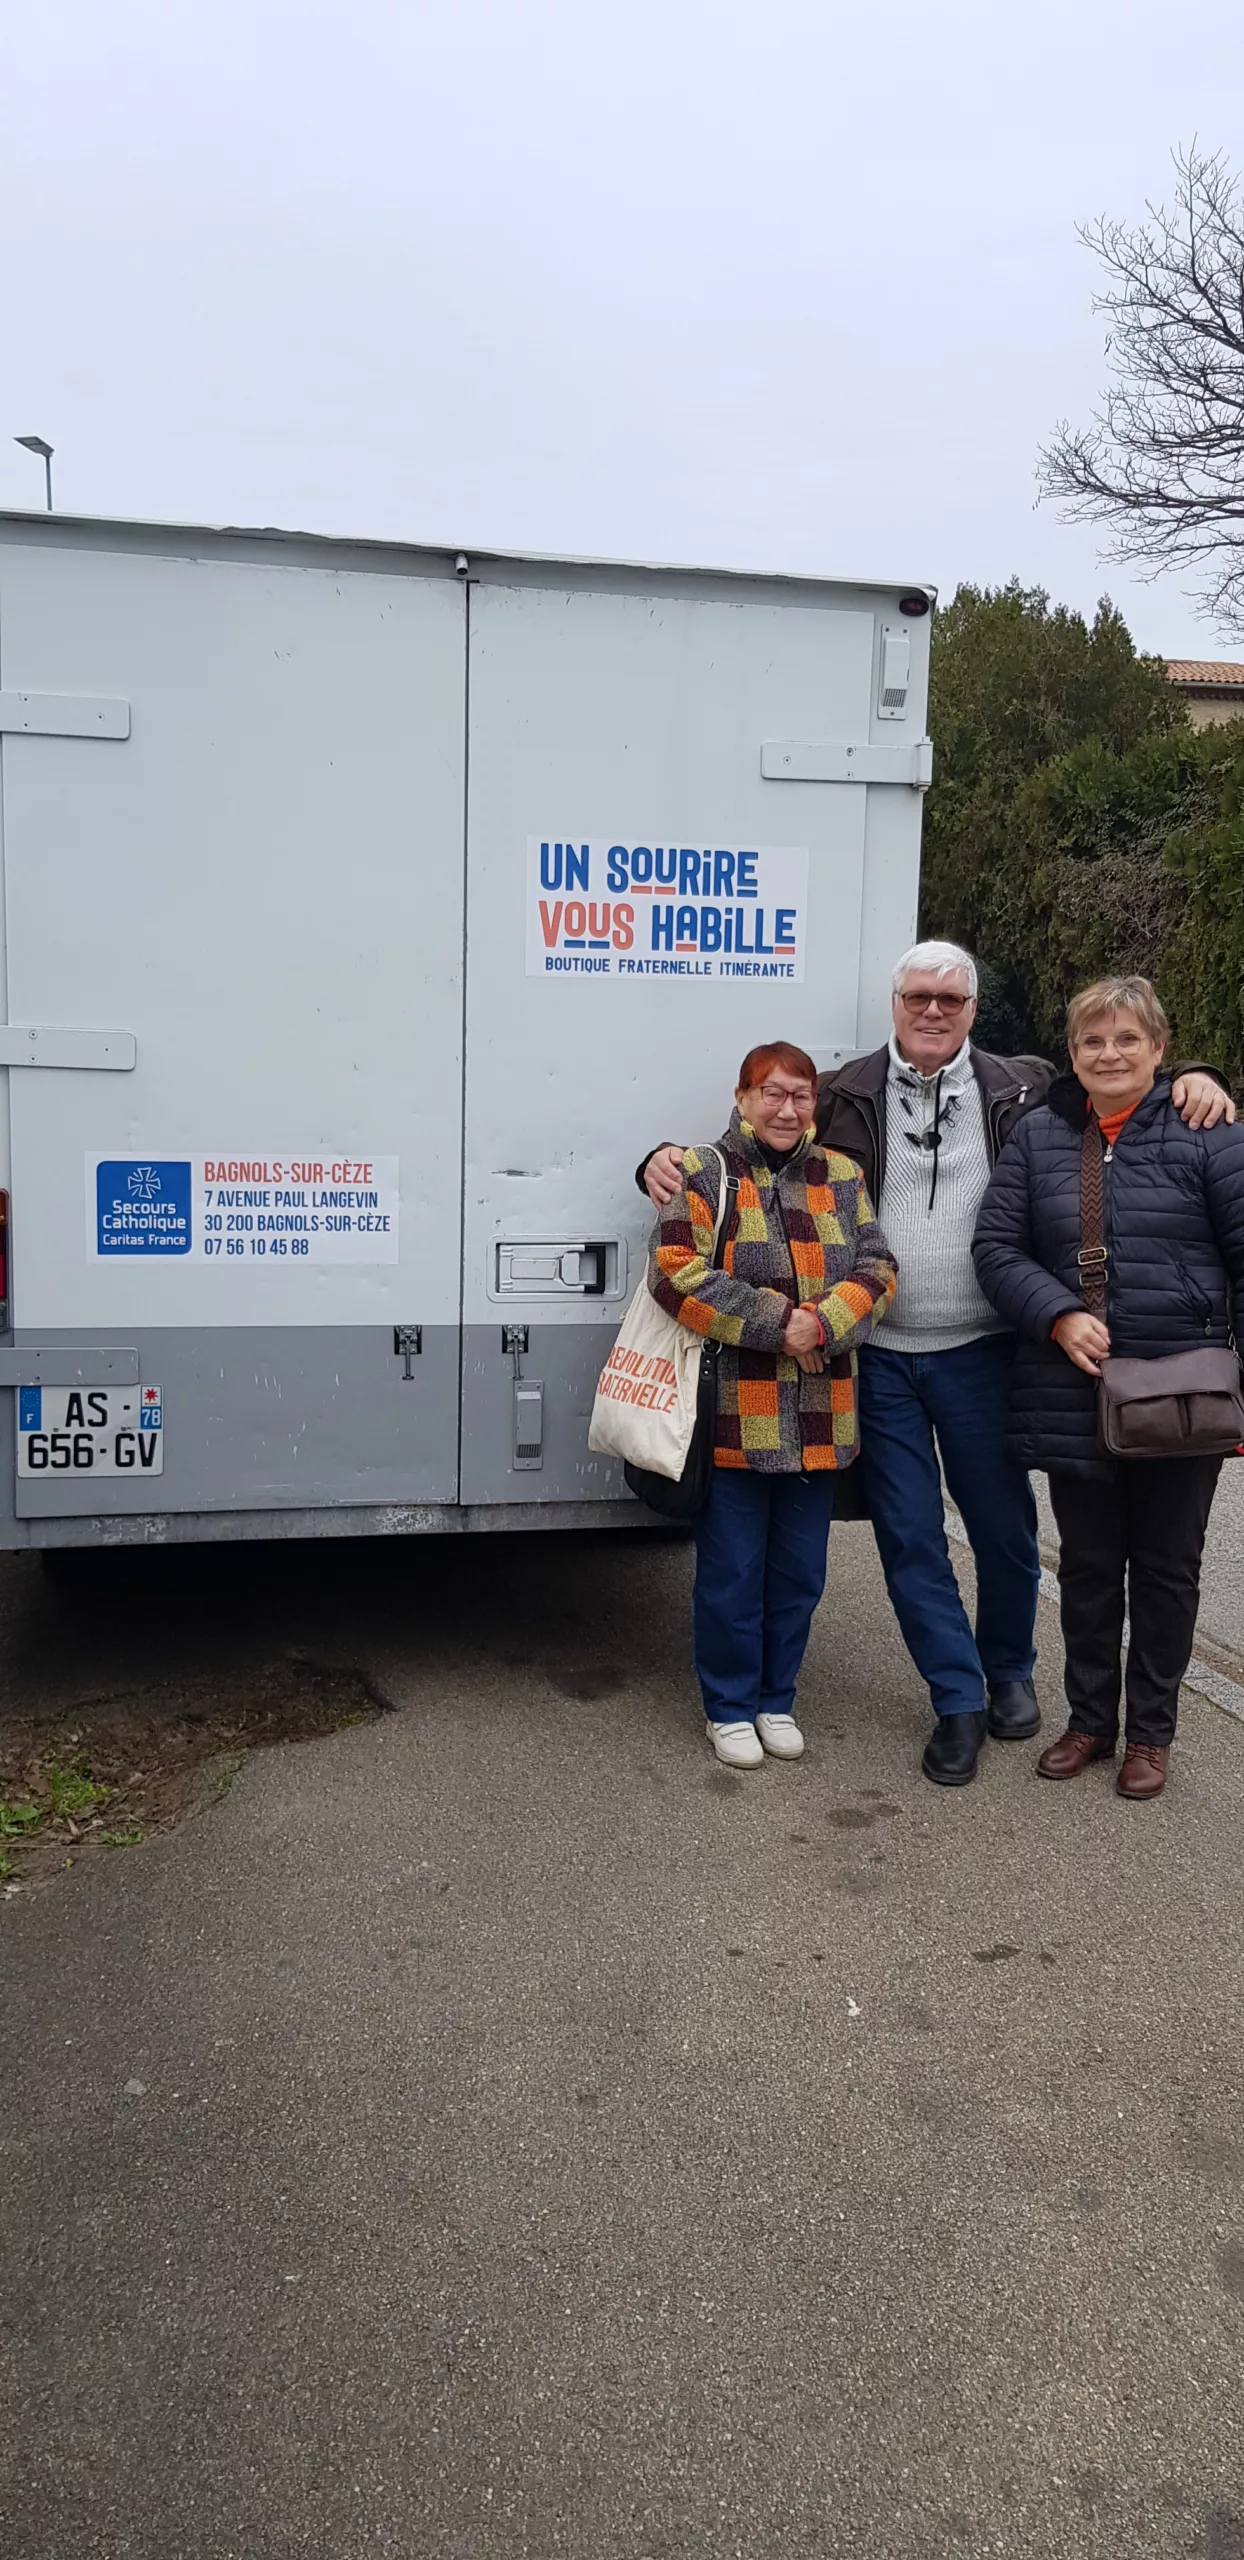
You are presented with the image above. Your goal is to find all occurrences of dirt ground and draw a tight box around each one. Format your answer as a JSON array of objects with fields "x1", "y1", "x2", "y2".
[{"x1": 0, "y1": 1632, "x2": 388, "y2": 1891}]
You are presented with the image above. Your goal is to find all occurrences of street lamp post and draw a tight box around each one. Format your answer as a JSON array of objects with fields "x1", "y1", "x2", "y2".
[{"x1": 14, "y1": 436, "x2": 54, "y2": 511}]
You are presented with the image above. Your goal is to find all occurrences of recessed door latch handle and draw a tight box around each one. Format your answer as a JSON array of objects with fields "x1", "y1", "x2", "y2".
[
  {"x1": 393, "y1": 1324, "x2": 423, "y2": 1380},
  {"x1": 493, "y1": 1240, "x2": 620, "y2": 1297}
]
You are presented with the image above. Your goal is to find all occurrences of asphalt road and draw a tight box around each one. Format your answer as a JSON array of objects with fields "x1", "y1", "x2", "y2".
[{"x1": 4, "y1": 1519, "x2": 1244, "y2": 2560}]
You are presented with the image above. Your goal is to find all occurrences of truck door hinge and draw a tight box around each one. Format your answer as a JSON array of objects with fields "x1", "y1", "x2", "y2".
[
  {"x1": 0, "y1": 692, "x2": 130, "y2": 740},
  {"x1": 393, "y1": 1325, "x2": 423, "y2": 1379},
  {"x1": 761, "y1": 738, "x2": 934, "y2": 790},
  {"x1": 0, "y1": 1026, "x2": 136, "y2": 1071}
]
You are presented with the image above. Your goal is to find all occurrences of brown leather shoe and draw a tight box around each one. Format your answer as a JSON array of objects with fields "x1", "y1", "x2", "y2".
[
  {"x1": 1037, "y1": 1727, "x2": 1117, "y2": 1780},
  {"x1": 1117, "y1": 1743, "x2": 1170, "y2": 1800}
]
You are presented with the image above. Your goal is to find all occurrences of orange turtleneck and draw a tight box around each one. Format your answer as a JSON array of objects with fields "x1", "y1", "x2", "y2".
[{"x1": 1097, "y1": 1101, "x2": 1139, "y2": 1149}]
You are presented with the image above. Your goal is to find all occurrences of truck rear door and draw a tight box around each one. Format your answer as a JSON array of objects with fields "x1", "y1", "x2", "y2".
[
  {"x1": 459, "y1": 568, "x2": 878, "y2": 1505},
  {"x1": 0, "y1": 534, "x2": 466, "y2": 1523}
]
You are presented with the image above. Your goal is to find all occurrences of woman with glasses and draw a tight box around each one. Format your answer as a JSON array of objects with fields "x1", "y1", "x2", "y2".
[
  {"x1": 973, "y1": 976, "x2": 1244, "y2": 1800},
  {"x1": 647, "y1": 1040, "x2": 897, "y2": 1767}
]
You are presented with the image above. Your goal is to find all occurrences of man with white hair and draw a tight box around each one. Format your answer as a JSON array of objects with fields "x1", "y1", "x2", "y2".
[{"x1": 641, "y1": 941, "x2": 1232, "y2": 1785}]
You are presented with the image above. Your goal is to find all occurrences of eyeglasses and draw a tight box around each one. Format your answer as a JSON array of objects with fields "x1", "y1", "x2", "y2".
[
  {"x1": 756, "y1": 1083, "x2": 815, "y2": 1111},
  {"x1": 1077, "y1": 1032, "x2": 1145, "y2": 1055},
  {"x1": 900, "y1": 990, "x2": 970, "y2": 1016}
]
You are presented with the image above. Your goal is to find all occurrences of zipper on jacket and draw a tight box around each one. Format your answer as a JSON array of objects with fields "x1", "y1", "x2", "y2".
[
  {"x1": 732, "y1": 1144, "x2": 798, "y2": 1283},
  {"x1": 769, "y1": 1159, "x2": 815, "y2": 1462},
  {"x1": 986, "y1": 1084, "x2": 1028, "y2": 1166},
  {"x1": 1101, "y1": 1149, "x2": 1115, "y2": 1314},
  {"x1": 1101, "y1": 1122, "x2": 1220, "y2": 1340},
  {"x1": 769, "y1": 1170, "x2": 796, "y2": 1280}
]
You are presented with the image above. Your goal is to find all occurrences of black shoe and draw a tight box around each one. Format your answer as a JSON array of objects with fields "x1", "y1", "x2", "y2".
[
  {"x1": 986, "y1": 1677, "x2": 1041, "y2": 1742},
  {"x1": 922, "y1": 1709, "x2": 988, "y2": 1787}
]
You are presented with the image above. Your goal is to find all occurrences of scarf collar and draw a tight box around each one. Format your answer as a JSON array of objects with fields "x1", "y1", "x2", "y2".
[{"x1": 725, "y1": 1104, "x2": 815, "y2": 1175}]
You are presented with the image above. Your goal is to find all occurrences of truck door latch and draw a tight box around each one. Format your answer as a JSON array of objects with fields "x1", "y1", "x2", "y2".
[
  {"x1": 502, "y1": 1324, "x2": 529, "y2": 1377},
  {"x1": 393, "y1": 1325, "x2": 423, "y2": 1379}
]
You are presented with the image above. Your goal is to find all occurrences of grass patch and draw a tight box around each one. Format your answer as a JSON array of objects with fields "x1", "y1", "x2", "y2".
[
  {"x1": 0, "y1": 1800, "x2": 42, "y2": 1837},
  {"x1": 47, "y1": 1763, "x2": 110, "y2": 1819},
  {"x1": 101, "y1": 1826, "x2": 144, "y2": 1848}
]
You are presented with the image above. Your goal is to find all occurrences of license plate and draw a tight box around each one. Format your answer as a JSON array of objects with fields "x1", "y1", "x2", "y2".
[{"x1": 17, "y1": 1384, "x2": 164, "y2": 1478}]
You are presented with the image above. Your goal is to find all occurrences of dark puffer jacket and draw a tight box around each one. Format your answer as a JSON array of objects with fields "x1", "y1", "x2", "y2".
[{"x1": 971, "y1": 1073, "x2": 1244, "y2": 1478}]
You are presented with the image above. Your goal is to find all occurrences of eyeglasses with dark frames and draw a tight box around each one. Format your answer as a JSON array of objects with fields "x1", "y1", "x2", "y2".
[{"x1": 899, "y1": 989, "x2": 970, "y2": 1016}]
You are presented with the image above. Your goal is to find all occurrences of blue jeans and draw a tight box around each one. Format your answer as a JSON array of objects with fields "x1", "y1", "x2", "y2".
[
  {"x1": 858, "y1": 1336, "x2": 1039, "y2": 1718},
  {"x1": 692, "y1": 1468, "x2": 836, "y2": 1724}
]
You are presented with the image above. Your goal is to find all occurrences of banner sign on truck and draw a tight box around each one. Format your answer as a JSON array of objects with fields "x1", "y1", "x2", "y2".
[
  {"x1": 526, "y1": 839, "x2": 808, "y2": 982},
  {"x1": 87, "y1": 1155, "x2": 400, "y2": 1264}
]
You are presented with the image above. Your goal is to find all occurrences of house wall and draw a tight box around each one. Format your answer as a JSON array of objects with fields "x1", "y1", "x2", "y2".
[{"x1": 1180, "y1": 693, "x2": 1244, "y2": 732}]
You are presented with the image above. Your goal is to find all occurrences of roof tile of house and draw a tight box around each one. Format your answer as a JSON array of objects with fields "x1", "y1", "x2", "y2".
[{"x1": 1166, "y1": 660, "x2": 1244, "y2": 688}]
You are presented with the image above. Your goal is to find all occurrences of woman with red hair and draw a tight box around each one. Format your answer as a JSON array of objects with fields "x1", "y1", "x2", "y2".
[{"x1": 648, "y1": 1041, "x2": 896, "y2": 1766}]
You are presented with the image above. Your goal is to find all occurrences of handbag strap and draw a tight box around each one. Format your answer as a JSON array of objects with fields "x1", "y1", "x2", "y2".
[
  {"x1": 1078, "y1": 1115, "x2": 1109, "y2": 1320},
  {"x1": 702, "y1": 1144, "x2": 738, "y2": 1269},
  {"x1": 688, "y1": 1147, "x2": 738, "y2": 1385}
]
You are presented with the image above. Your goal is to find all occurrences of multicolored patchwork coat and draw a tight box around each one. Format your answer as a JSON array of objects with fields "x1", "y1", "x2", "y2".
[{"x1": 647, "y1": 1110, "x2": 897, "y2": 1473}]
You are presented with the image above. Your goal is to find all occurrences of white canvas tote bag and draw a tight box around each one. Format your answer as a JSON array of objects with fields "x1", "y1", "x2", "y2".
[{"x1": 588, "y1": 1147, "x2": 729, "y2": 1480}]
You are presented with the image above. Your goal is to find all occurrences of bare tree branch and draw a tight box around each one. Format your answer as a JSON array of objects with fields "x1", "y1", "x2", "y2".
[{"x1": 1039, "y1": 146, "x2": 1244, "y2": 635}]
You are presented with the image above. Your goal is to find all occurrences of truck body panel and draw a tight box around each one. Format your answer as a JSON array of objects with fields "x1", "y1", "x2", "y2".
[{"x1": 0, "y1": 514, "x2": 931, "y2": 1545}]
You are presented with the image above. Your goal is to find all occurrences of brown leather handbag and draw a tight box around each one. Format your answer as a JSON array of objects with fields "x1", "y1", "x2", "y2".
[{"x1": 1078, "y1": 1117, "x2": 1244, "y2": 1458}]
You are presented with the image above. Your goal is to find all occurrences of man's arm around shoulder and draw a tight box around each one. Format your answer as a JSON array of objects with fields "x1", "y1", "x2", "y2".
[{"x1": 977, "y1": 1046, "x2": 1236, "y2": 1135}]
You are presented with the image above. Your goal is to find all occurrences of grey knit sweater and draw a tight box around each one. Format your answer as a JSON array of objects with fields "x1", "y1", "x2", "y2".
[{"x1": 876, "y1": 1034, "x2": 1007, "y2": 1355}]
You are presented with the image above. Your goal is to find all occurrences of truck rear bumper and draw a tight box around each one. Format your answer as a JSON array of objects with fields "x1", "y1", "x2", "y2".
[{"x1": 3, "y1": 1497, "x2": 660, "y2": 1550}]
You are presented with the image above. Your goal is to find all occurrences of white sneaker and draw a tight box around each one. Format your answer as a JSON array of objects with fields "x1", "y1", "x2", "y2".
[
  {"x1": 755, "y1": 1713, "x2": 805, "y2": 1760},
  {"x1": 707, "y1": 1720, "x2": 764, "y2": 1769}
]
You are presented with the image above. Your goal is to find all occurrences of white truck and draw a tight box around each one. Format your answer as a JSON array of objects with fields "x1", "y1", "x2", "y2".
[{"x1": 0, "y1": 513, "x2": 932, "y2": 1548}]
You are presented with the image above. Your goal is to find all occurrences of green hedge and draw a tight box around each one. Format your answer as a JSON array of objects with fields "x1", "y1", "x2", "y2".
[{"x1": 918, "y1": 582, "x2": 1244, "y2": 1086}]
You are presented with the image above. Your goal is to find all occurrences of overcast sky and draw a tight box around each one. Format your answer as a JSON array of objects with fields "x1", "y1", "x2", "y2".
[{"x1": 3, "y1": 0, "x2": 1242, "y2": 658}]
